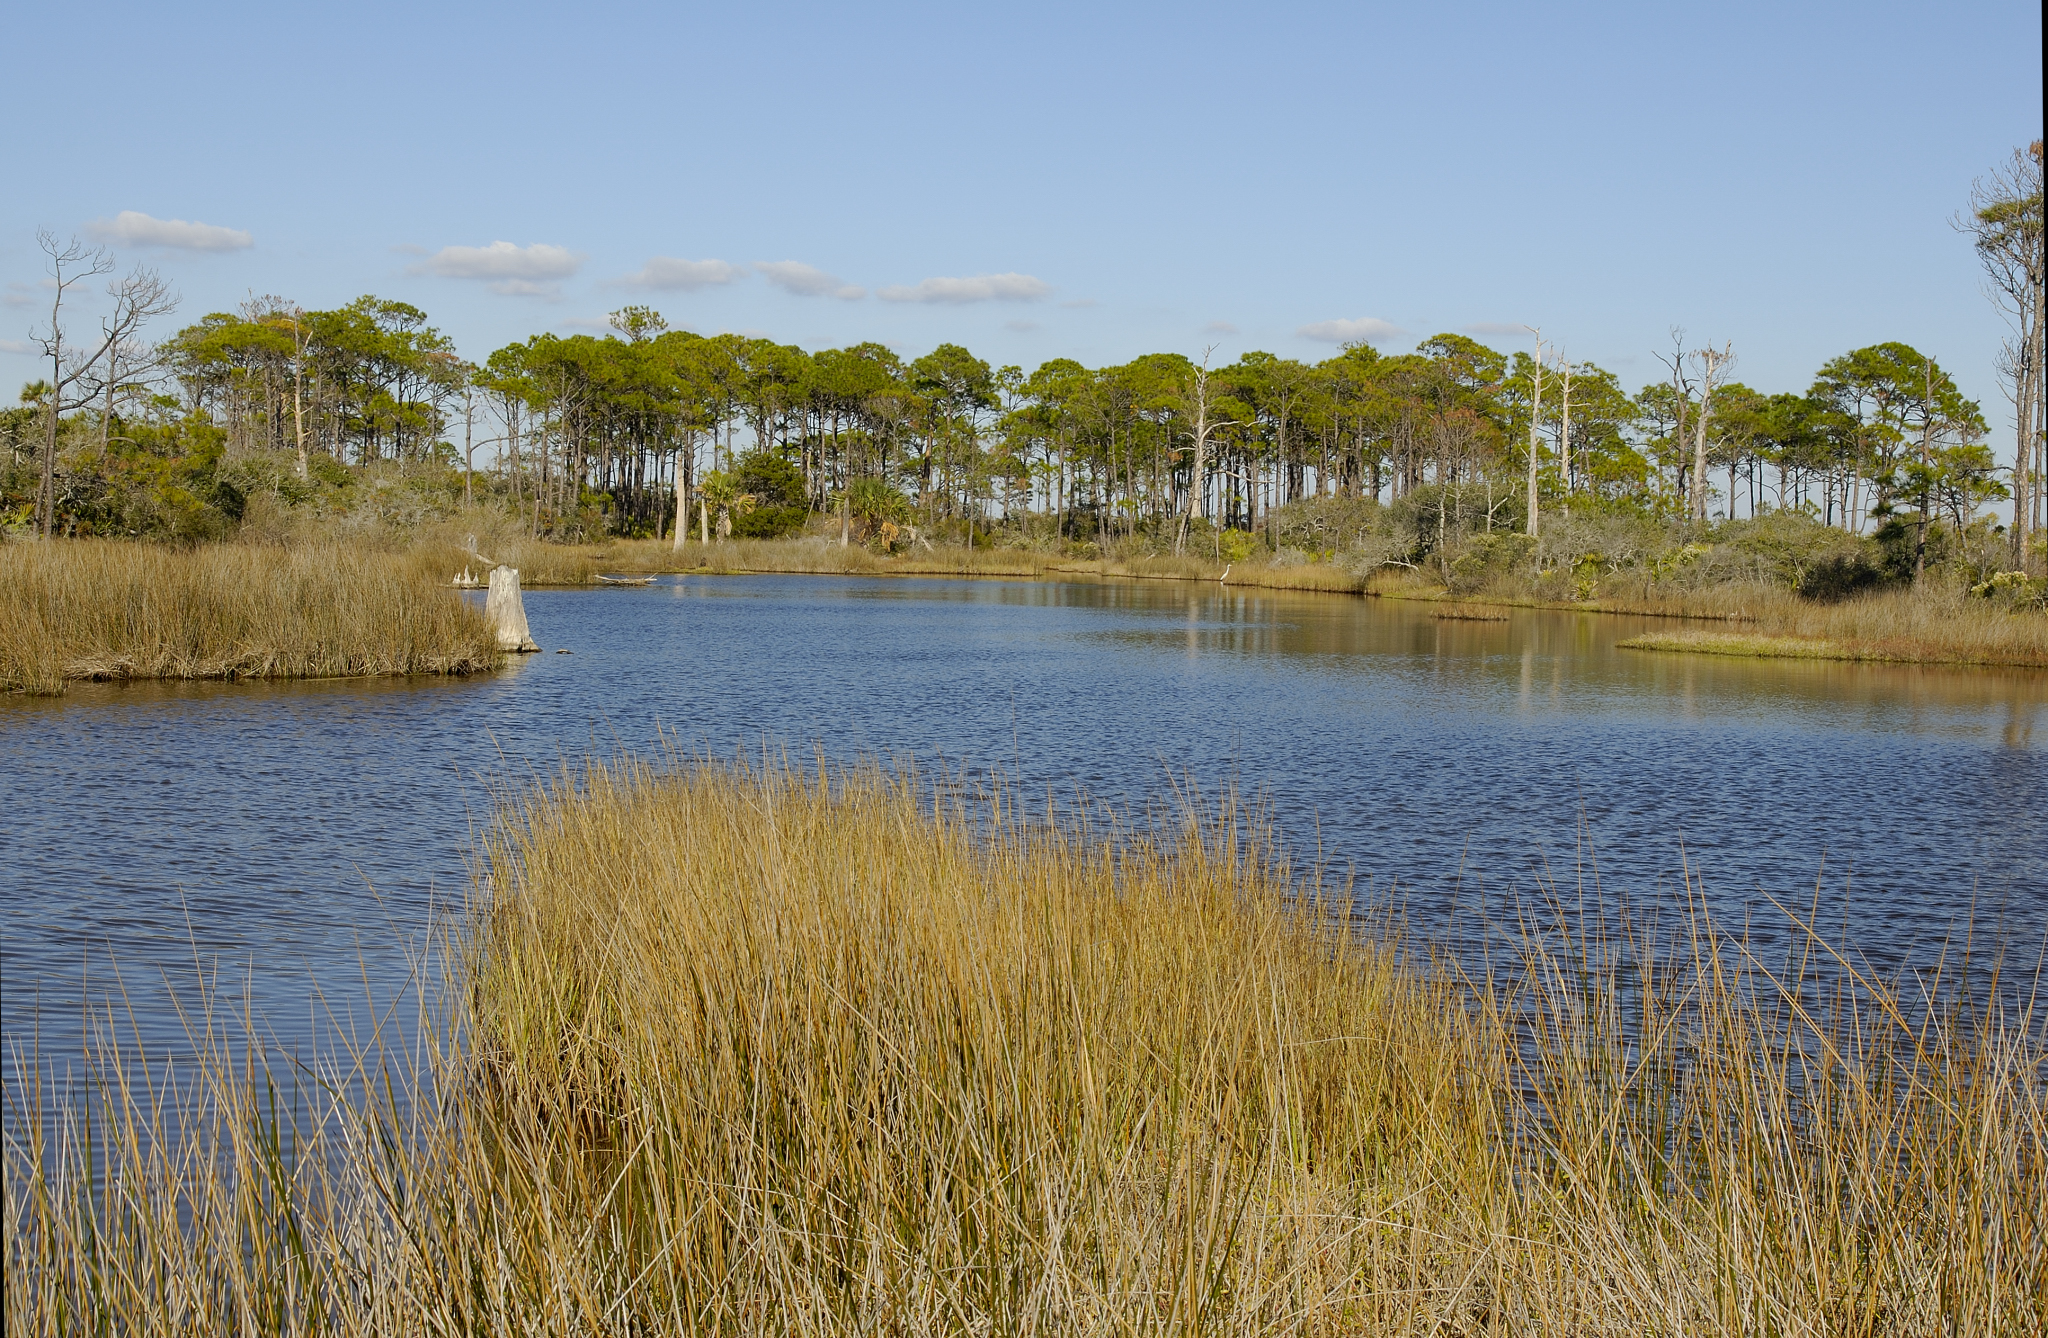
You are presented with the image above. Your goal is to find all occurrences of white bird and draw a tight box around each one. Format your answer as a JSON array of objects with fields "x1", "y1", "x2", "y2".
[{"x1": 1219, "y1": 564, "x2": 1231, "y2": 584}]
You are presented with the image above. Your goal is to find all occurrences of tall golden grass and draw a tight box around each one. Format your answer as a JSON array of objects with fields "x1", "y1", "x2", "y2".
[
  {"x1": 0, "y1": 539, "x2": 499, "y2": 695},
  {"x1": 6, "y1": 754, "x2": 2041, "y2": 1333}
]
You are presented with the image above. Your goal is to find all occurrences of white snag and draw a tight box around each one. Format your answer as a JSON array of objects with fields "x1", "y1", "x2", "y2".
[{"x1": 485, "y1": 565, "x2": 540, "y2": 652}]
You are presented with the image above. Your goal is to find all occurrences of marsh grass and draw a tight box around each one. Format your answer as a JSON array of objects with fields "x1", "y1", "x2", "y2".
[
  {"x1": 592, "y1": 537, "x2": 1369, "y2": 592},
  {"x1": 0, "y1": 538, "x2": 499, "y2": 695},
  {"x1": 1619, "y1": 629, "x2": 1959, "y2": 663},
  {"x1": 1373, "y1": 570, "x2": 2048, "y2": 667},
  {"x1": 6, "y1": 753, "x2": 2042, "y2": 1334},
  {"x1": 1601, "y1": 586, "x2": 2048, "y2": 666}
]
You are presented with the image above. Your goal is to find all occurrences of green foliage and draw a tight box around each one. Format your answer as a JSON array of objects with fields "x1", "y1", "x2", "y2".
[
  {"x1": 729, "y1": 450, "x2": 807, "y2": 538},
  {"x1": 845, "y1": 478, "x2": 908, "y2": 539},
  {"x1": 1270, "y1": 495, "x2": 1389, "y2": 552},
  {"x1": 1971, "y1": 568, "x2": 2048, "y2": 610},
  {"x1": 1709, "y1": 511, "x2": 1888, "y2": 597},
  {"x1": 1447, "y1": 531, "x2": 1535, "y2": 592}
]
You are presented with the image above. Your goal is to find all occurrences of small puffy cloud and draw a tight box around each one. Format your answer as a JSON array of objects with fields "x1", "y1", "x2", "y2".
[
  {"x1": 1298, "y1": 316, "x2": 1402, "y2": 344},
  {"x1": 389, "y1": 242, "x2": 428, "y2": 256},
  {"x1": 87, "y1": 210, "x2": 252, "y2": 252},
  {"x1": 755, "y1": 260, "x2": 864, "y2": 300},
  {"x1": 0, "y1": 338, "x2": 33, "y2": 354},
  {"x1": 1462, "y1": 322, "x2": 1530, "y2": 337},
  {"x1": 878, "y1": 272, "x2": 1049, "y2": 304},
  {"x1": 4, "y1": 282, "x2": 39, "y2": 309},
  {"x1": 622, "y1": 256, "x2": 745, "y2": 290},
  {"x1": 425, "y1": 240, "x2": 580, "y2": 280},
  {"x1": 1004, "y1": 319, "x2": 1040, "y2": 333},
  {"x1": 421, "y1": 241, "x2": 581, "y2": 296},
  {"x1": 1202, "y1": 320, "x2": 1238, "y2": 335}
]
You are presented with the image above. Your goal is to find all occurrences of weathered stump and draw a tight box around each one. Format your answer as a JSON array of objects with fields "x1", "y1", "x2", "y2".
[{"x1": 485, "y1": 566, "x2": 540, "y2": 652}]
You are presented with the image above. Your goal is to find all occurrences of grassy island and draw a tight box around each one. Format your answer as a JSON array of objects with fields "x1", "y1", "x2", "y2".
[
  {"x1": 0, "y1": 539, "x2": 499, "y2": 695},
  {"x1": 7, "y1": 756, "x2": 2040, "y2": 1333}
]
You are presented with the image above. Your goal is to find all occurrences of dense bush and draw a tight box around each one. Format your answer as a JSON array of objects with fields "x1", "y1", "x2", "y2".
[{"x1": 728, "y1": 450, "x2": 809, "y2": 539}]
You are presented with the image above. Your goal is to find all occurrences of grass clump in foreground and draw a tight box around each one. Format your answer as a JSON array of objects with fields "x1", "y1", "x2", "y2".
[
  {"x1": 0, "y1": 538, "x2": 499, "y2": 695},
  {"x1": 6, "y1": 757, "x2": 2044, "y2": 1334}
]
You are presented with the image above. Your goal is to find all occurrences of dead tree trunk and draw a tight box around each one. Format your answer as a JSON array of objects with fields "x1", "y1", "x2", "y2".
[{"x1": 485, "y1": 565, "x2": 540, "y2": 652}]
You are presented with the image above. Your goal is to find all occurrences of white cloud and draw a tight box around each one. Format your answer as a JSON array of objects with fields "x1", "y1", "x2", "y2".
[
  {"x1": 417, "y1": 240, "x2": 581, "y2": 297},
  {"x1": 1462, "y1": 322, "x2": 1530, "y2": 337},
  {"x1": 4, "y1": 282, "x2": 38, "y2": 309},
  {"x1": 755, "y1": 260, "x2": 864, "y2": 300},
  {"x1": 1202, "y1": 320, "x2": 1238, "y2": 335},
  {"x1": 388, "y1": 242, "x2": 428, "y2": 256},
  {"x1": 1004, "y1": 319, "x2": 1040, "y2": 333},
  {"x1": 424, "y1": 240, "x2": 580, "y2": 280},
  {"x1": 0, "y1": 338, "x2": 32, "y2": 354},
  {"x1": 621, "y1": 256, "x2": 744, "y2": 290},
  {"x1": 87, "y1": 210, "x2": 252, "y2": 252},
  {"x1": 878, "y1": 272, "x2": 1049, "y2": 304},
  {"x1": 1298, "y1": 317, "x2": 1402, "y2": 344}
]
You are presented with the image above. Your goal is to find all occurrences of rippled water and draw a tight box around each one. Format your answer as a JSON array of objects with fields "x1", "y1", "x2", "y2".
[{"x1": 5, "y1": 575, "x2": 2045, "y2": 1084}]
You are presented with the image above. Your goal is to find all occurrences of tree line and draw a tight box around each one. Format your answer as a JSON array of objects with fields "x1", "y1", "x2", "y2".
[{"x1": 9, "y1": 144, "x2": 2040, "y2": 571}]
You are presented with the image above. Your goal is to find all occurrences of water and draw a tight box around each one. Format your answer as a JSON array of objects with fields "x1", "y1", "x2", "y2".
[{"x1": 5, "y1": 575, "x2": 2045, "y2": 1086}]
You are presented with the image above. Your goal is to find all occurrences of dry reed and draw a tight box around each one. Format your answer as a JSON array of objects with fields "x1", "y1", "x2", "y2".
[
  {"x1": 5, "y1": 754, "x2": 2041, "y2": 1334},
  {"x1": 0, "y1": 538, "x2": 499, "y2": 695}
]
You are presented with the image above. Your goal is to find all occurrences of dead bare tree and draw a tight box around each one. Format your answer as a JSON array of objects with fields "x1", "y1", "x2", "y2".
[
  {"x1": 1175, "y1": 347, "x2": 1234, "y2": 555},
  {"x1": 86, "y1": 328, "x2": 168, "y2": 457},
  {"x1": 267, "y1": 303, "x2": 315, "y2": 481},
  {"x1": 1523, "y1": 326, "x2": 1545, "y2": 539},
  {"x1": 1655, "y1": 330, "x2": 1694, "y2": 518},
  {"x1": 1958, "y1": 141, "x2": 2045, "y2": 572},
  {"x1": 30, "y1": 230, "x2": 176, "y2": 537},
  {"x1": 1688, "y1": 342, "x2": 1735, "y2": 524}
]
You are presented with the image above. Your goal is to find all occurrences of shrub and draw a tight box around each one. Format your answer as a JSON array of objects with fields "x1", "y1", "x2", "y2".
[{"x1": 729, "y1": 450, "x2": 809, "y2": 539}]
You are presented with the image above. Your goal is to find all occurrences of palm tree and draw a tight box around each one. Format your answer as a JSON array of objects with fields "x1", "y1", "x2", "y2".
[
  {"x1": 846, "y1": 478, "x2": 905, "y2": 545},
  {"x1": 698, "y1": 471, "x2": 757, "y2": 541}
]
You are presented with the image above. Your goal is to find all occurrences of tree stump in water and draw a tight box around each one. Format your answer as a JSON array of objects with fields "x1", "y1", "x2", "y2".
[{"x1": 485, "y1": 566, "x2": 540, "y2": 652}]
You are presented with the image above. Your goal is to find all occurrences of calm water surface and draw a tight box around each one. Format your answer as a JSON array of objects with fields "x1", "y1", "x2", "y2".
[{"x1": 5, "y1": 576, "x2": 2045, "y2": 1083}]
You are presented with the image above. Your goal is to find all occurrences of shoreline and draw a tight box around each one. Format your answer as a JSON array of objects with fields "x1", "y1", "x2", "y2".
[{"x1": 576, "y1": 542, "x2": 2048, "y2": 668}]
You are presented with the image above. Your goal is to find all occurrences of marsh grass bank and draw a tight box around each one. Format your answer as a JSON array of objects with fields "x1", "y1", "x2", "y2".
[
  {"x1": 1619, "y1": 626, "x2": 2045, "y2": 665},
  {"x1": 0, "y1": 539, "x2": 499, "y2": 695},
  {"x1": 1590, "y1": 583, "x2": 2048, "y2": 666},
  {"x1": 1369, "y1": 570, "x2": 2048, "y2": 666},
  {"x1": 6, "y1": 755, "x2": 2041, "y2": 1334}
]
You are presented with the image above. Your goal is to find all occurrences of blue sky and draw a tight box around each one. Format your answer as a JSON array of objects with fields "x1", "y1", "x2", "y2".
[{"x1": 4, "y1": 0, "x2": 2041, "y2": 450}]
